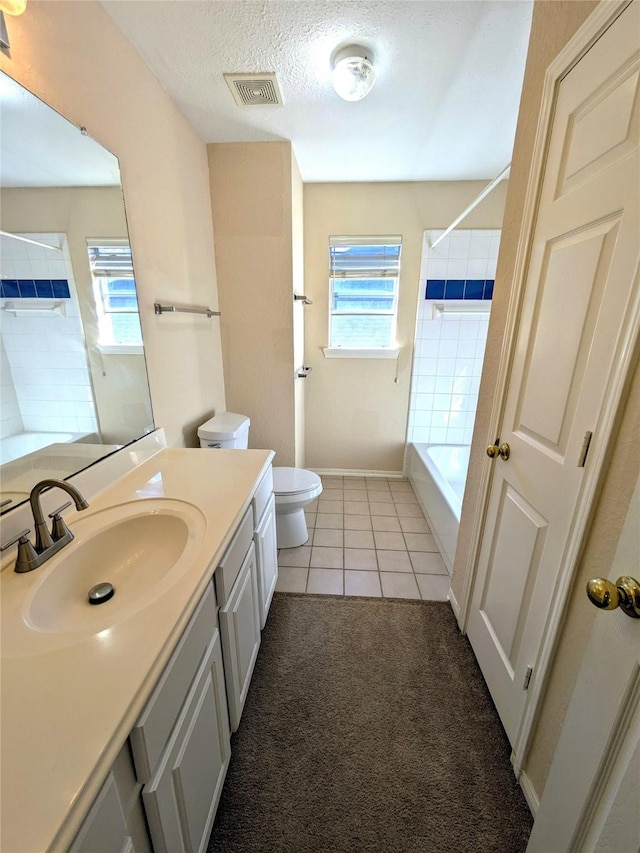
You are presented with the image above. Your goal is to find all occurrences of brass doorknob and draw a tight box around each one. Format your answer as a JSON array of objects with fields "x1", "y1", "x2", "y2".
[
  {"x1": 486, "y1": 442, "x2": 510, "y2": 461},
  {"x1": 586, "y1": 576, "x2": 640, "y2": 619}
]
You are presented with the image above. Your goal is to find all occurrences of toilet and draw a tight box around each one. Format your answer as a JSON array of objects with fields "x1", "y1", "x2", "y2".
[{"x1": 198, "y1": 412, "x2": 322, "y2": 549}]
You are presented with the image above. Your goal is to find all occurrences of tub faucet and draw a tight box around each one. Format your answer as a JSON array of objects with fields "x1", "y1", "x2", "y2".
[{"x1": 0, "y1": 479, "x2": 89, "y2": 573}]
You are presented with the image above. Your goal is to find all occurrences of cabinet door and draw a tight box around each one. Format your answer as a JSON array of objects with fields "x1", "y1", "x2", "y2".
[
  {"x1": 219, "y1": 541, "x2": 261, "y2": 731},
  {"x1": 254, "y1": 494, "x2": 278, "y2": 629},
  {"x1": 130, "y1": 583, "x2": 217, "y2": 782},
  {"x1": 142, "y1": 630, "x2": 231, "y2": 853},
  {"x1": 69, "y1": 771, "x2": 132, "y2": 853}
]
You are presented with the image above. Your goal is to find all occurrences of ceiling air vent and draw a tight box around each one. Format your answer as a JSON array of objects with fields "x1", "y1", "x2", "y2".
[{"x1": 223, "y1": 73, "x2": 283, "y2": 107}]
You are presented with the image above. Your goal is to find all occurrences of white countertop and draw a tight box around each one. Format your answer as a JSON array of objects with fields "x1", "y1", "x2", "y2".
[{"x1": 0, "y1": 446, "x2": 274, "y2": 853}]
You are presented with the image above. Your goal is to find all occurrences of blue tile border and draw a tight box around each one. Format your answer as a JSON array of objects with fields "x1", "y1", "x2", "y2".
[
  {"x1": 425, "y1": 279, "x2": 494, "y2": 301},
  {"x1": 1, "y1": 278, "x2": 70, "y2": 299}
]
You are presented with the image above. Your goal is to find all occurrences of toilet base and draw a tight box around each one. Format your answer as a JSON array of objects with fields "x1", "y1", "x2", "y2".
[{"x1": 275, "y1": 507, "x2": 309, "y2": 549}]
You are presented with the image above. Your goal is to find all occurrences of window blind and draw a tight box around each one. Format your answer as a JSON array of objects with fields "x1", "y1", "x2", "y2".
[
  {"x1": 87, "y1": 241, "x2": 133, "y2": 278},
  {"x1": 329, "y1": 236, "x2": 402, "y2": 279}
]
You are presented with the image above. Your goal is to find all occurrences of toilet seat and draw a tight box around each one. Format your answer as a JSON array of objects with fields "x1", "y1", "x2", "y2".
[{"x1": 272, "y1": 467, "x2": 321, "y2": 496}]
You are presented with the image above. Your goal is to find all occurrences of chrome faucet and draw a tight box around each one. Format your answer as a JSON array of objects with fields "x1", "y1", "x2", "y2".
[{"x1": 0, "y1": 479, "x2": 89, "y2": 573}]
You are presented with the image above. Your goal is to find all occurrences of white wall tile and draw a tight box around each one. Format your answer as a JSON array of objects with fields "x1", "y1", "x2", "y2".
[
  {"x1": 448, "y1": 233, "x2": 471, "y2": 258},
  {"x1": 433, "y1": 393, "x2": 451, "y2": 411},
  {"x1": 469, "y1": 235, "x2": 493, "y2": 258},
  {"x1": 441, "y1": 320, "x2": 462, "y2": 340},
  {"x1": 475, "y1": 338, "x2": 489, "y2": 359},
  {"x1": 417, "y1": 357, "x2": 438, "y2": 376},
  {"x1": 408, "y1": 228, "x2": 500, "y2": 452},
  {"x1": 1, "y1": 232, "x2": 97, "y2": 438},
  {"x1": 455, "y1": 358, "x2": 476, "y2": 377},
  {"x1": 419, "y1": 339, "x2": 439, "y2": 359},
  {"x1": 466, "y1": 258, "x2": 489, "y2": 278},
  {"x1": 437, "y1": 339, "x2": 458, "y2": 358},
  {"x1": 458, "y1": 321, "x2": 481, "y2": 340},
  {"x1": 445, "y1": 259, "x2": 468, "y2": 279},
  {"x1": 466, "y1": 409, "x2": 479, "y2": 428},
  {"x1": 425, "y1": 258, "x2": 448, "y2": 279},
  {"x1": 457, "y1": 339, "x2": 477, "y2": 358},
  {"x1": 436, "y1": 358, "x2": 456, "y2": 377},
  {"x1": 414, "y1": 375, "x2": 436, "y2": 394},
  {"x1": 431, "y1": 412, "x2": 449, "y2": 430},
  {"x1": 413, "y1": 410, "x2": 432, "y2": 428},
  {"x1": 414, "y1": 393, "x2": 434, "y2": 410},
  {"x1": 422, "y1": 317, "x2": 442, "y2": 339}
]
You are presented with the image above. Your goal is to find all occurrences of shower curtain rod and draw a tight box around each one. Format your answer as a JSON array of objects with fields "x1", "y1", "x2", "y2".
[
  {"x1": 0, "y1": 230, "x2": 62, "y2": 252},
  {"x1": 429, "y1": 163, "x2": 511, "y2": 250}
]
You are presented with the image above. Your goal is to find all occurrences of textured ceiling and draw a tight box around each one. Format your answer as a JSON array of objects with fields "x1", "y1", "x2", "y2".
[{"x1": 102, "y1": 0, "x2": 533, "y2": 183}]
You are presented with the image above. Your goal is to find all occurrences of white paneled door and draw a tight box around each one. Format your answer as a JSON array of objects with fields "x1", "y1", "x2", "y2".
[
  {"x1": 526, "y1": 483, "x2": 640, "y2": 853},
  {"x1": 467, "y1": 1, "x2": 640, "y2": 747}
]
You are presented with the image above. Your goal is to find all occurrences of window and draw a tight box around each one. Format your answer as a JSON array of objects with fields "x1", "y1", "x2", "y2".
[
  {"x1": 87, "y1": 241, "x2": 142, "y2": 350},
  {"x1": 327, "y1": 236, "x2": 402, "y2": 355}
]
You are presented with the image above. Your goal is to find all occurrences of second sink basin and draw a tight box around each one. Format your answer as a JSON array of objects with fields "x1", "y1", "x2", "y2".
[{"x1": 3, "y1": 499, "x2": 207, "y2": 655}]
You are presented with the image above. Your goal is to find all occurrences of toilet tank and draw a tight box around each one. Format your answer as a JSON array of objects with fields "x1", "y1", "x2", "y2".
[{"x1": 197, "y1": 412, "x2": 250, "y2": 449}]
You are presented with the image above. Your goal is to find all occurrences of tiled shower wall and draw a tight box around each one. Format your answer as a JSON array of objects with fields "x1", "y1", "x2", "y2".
[
  {"x1": 1, "y1": 342, "x2": 23, "y2": 440},
  {"x1": 0, "y1": 233, "x2": 98, "y2": 437},
  {"x1": 407, "y1": 229, "x2": 501, "y2": 446}
]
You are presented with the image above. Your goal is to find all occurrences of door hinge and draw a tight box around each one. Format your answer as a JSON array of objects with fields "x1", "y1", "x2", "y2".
[
  {"x1": 577, "y1": 430, "x2": 593, "y2": 468},
  {"x1": 523, "y1": 666, "x2": 533, "y2": 690}
]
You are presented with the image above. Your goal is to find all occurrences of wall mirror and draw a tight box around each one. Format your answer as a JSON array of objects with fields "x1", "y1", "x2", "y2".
[{"x1": 0, "y1": 71, "x2": 154, "y2": 511}]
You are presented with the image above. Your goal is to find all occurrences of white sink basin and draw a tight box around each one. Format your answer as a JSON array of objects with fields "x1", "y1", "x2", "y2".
[{"x1": 1, "y1": 499, "x2": 207, "y2": 656}]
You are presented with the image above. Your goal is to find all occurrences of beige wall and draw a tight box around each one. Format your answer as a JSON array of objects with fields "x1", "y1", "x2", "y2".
[
  {"x1": 450, "y1": 0, "x2": 640, "y2": 801},
  {"x1": 303, "y1": 182, "x2": 507, "y2": 472},
  {"x1": 208, "y1": 141, "x2": 301, "y2": 465},
  {"x1": 1, "y1": 186, "x2": 153, "y2": 444},
  {"x1": 0, "y1": 0, "x2": 225, "y2": 448}
]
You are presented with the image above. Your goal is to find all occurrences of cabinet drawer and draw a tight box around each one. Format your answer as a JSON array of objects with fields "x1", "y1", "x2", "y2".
[
  {"x1": 130, "y1": 582, "x2": 217, "y2": 782},
  {"x1": 215, "y1": 506, "x2": 253, "y2": 603},
  {"x1": 252, "y1": 466, "x2": 273, "y2": 526}
]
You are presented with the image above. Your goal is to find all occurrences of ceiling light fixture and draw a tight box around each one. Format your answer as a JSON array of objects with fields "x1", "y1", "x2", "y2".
[
  {"x1": 0, "y1": 0, "x2": 26, "y2": 50},
  {"x1": 0, "y1": 0, "x2": 26, "y2": 13},
  {"x1": 331, "y1": 44, "x2": 376, "y2": 102}
]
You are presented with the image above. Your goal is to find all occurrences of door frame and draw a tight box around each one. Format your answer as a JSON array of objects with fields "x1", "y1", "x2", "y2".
[{"x1": 457, "y1": 0, "x2": 640, "y2": 787}]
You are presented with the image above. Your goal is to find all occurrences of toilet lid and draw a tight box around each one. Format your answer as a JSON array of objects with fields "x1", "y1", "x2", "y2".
[{"x1": 272, "y1": 467, "x2": 321, "y2": 496}]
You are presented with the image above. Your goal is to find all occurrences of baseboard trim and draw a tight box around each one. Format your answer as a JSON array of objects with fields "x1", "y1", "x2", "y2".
[
  {"x1": 518, "y1": 769, "x2": 539, "y2": 817},
  {"x1": 448, "y1": 587, "x2": 461, "y2": 623},
  {"x1": 311, "y1": 468, "x2": 404, "y2": 479}
]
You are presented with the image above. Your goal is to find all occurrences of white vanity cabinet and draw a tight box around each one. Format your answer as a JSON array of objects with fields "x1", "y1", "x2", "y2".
[
  {"x1": 65, "y1": 460, "x2": 277, "y2": 853},
  {"x1": 215, "y1": 508, "x2": 261, "y2": 731},
  {"x1": 70, "y1": 743, "x2": 152, "y2": 853},
  {"x1": 129, "y1": 581, "x2": 231, "y2": 853},
  {"x1": 252, "y1": 468, "x2": 278, "y2": 629},
  {"x1": 69, "y1": 769, "x2": 135, "y2": 853}
]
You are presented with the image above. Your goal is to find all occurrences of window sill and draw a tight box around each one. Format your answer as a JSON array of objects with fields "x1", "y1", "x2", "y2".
[
  {"x1": 323, "y1": 347, "x2": 400, "y2": 360},
  {"x1": 97, "y1": 344, "x2": 144, "y2": 355}
]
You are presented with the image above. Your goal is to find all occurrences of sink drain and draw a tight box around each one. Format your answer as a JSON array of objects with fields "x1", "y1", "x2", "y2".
[{"x1": 88, "y1": 582, "x2": 115, "y2": 605}]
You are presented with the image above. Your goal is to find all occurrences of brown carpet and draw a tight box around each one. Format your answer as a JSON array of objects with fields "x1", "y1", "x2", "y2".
[{"x1": 208, "y1": 593, "x2": 533, "y2": 853}]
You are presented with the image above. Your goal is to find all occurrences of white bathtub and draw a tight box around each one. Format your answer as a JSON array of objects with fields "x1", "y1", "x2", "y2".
[
  {"x1": 404, "y1": 443, "x2": 470, "y2": 575},
  {"x1": 0, "y1": 431, "x2": 92, "y2": 465},
  {"x1": 0, "y1": 434, "x2": 111, "y2": 505}
]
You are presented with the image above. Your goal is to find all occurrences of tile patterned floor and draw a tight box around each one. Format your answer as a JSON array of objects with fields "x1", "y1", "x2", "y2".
[{"x1": 275, "y1": 475, "x2": 451, "y2": 601}]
